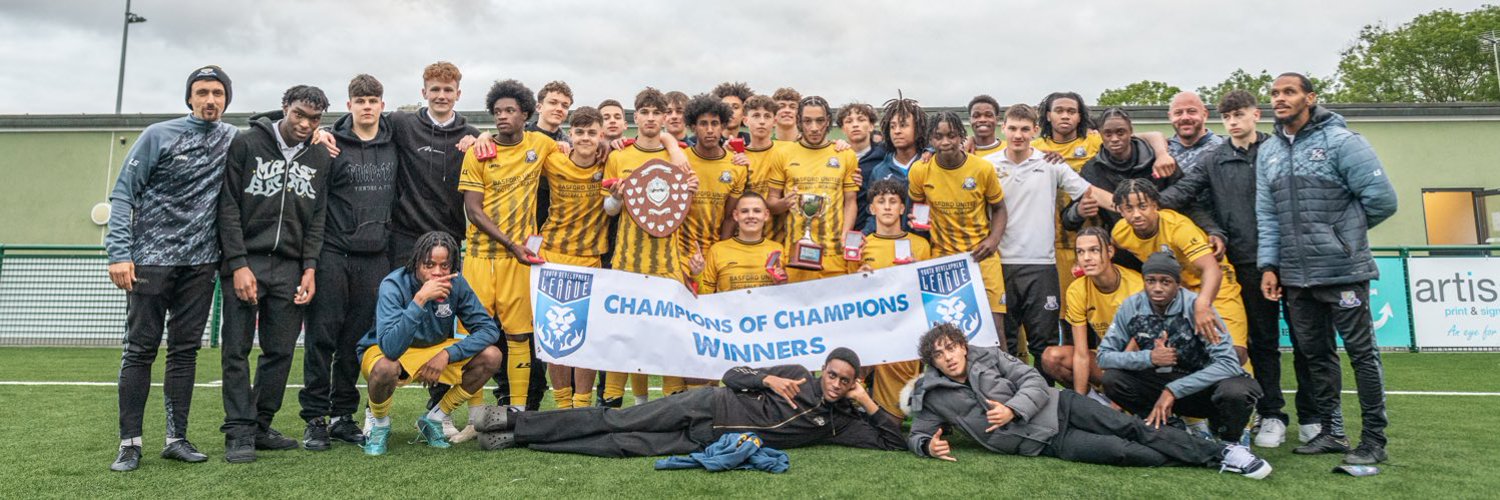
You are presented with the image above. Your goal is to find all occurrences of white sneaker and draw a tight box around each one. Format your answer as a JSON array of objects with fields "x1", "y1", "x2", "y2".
[
  {"x1": 634, "y1": 395, "x2": 650, "y2": 406},
  {"x1": 1299, "y1": 423, "x2": 1322, "y2": 444},
  {"x1": 1255, "y1": 418, "x2": 1287, "y2": 448},
  {"x1": 362, "y1": 408, "x2": 376, "y2": 435},
  {"x1": 1220, "y1": 444, "x2": 1273, "y2": 479},
  {"x1": 449, "y1": 424, "x2": 479, "y2": 444},
  {"x1": 441, "y1": 413, "x2": 460, "y2": 438}
]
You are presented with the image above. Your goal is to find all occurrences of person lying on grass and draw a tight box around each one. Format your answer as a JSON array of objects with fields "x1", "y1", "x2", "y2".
[
  {"x1": 472, "y1": 348, "x2": 905, "y2": 457},
  {"x1": 906, "y1": 323, "x2": 1272, "y2": 479}
]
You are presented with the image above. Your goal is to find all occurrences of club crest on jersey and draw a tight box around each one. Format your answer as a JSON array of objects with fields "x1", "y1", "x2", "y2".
[
  {"x1": 433, "y1": 301, "x2": 453, "y2": 318},
  {"x1": 963, "y1": 177, "x2": 977, "y2": 190},
  {"x1": 592, "y1": 171, "x2": 604, "y2": 182},
  {"x1": 1073, "y1": 146, "x2": 1087, "y2": 158},
  {"x1": 1338, "y1": 290, "x2": 1362, "y2": 309},
  {"x1": 1308, "y1": 148, "x2": 1327, "y2": 162},
  {"x1": 918, "y1": 260, "x2": 984, "y2": 340},
  {"x1": 827, "y1": 157, "x2": 840, "y2": 168},
  {"x1": 719, "y1": 171, "x2": 733, "y2": 184},
  {"x1": 534, "y1": 268, "x2": 593, "y2": 359},
  {"x1": 526, "y1": 149, "x2": 538, "y2": 163},
  {"x1": 1045, "y1": 295, "x2": 1059, "y2": 311}
]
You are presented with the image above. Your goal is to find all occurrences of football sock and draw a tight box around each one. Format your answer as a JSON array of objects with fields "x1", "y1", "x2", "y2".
[
  {"x1": 554, "y1": 387, "x2": 574, "y2": 409},
  {"x1": 506, "y1": 339, "x2": 532, "y2": 407},
  {"x1": 369, "y1": 396, "x2": 393, "y2": 420}
]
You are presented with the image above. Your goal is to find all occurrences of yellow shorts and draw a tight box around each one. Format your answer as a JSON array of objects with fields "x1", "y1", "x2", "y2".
[
  {"x1": 872, "y1": 361, "x2": 921, "y2": 419},
  {"x1": 464, "y1": 255, "x2": 534, "y2": 335},
  {"x1": 977, "y1": 254, "x2": 1006, "y2": 314},
  {"x1": 786, "y1": 254, "x2": 849, "y2": 283},
  {"x1": 1211, "y1": 285, "x2": 1249, "y2": 349},
  {"x1": 361, "y1": 338, "x2": 469, "y2": 387},
  {"x1": 539, "y1": 249, "x2": 601, "y2": 268}
]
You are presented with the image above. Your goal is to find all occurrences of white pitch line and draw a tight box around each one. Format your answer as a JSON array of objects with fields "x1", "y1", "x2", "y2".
[{"x1": 0, "y1": 381, "x2": 1495, "y2": 396}]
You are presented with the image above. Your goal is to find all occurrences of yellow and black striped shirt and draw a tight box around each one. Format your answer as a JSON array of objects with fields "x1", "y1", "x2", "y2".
[
  {"x1": 539, "y1": 153, "x2": 608, "y2": 257},
  {"x1": 907, "y1": 153, "x2": 1005, "y2": 257},
  {"x1": 852, "y1": 232, "x2": 933, "y2": 273},
  {"x1": 744, "y1": 141, "x2": 789, "y2": 242},
  {"x1": 680, "y1": 147, "x2": 747, "y2": 260},
  {"x1": 768, "y1": 142, "x2": 859, "y2": 257},
  {"x1": 601, "y1": 143, "x2": 680, "y2": 278},
  {"x1": 457, "y1": 131, "x2": 558, "y2": 259}
]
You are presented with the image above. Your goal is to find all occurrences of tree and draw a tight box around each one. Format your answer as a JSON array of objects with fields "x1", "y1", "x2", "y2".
[
  {"x1": 1097, "y1": 80, "x2": 1182, "y2": 106},
  {"x1": 1335, "y1": 6, "x2": 1500, "y2": 102},
  {"x1": 1197, "y1": 69, "x2": 1344, "y2": 105}
]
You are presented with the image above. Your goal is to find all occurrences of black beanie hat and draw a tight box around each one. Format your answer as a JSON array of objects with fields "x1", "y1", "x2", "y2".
[
  {"x1": 185, "y1": 65, "x2": 232, "y2": 110},
  {"x1": 1142, "y1": 251, "x2": 1181, "y2": 282},
  {"x1": 825, "y1": 347, "x2": 861, "y2": 372}
]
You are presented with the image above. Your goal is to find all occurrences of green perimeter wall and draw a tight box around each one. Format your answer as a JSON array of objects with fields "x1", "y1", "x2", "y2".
[{"x1": 1, "y1": 111, "x2": 1495, "y2": 247}]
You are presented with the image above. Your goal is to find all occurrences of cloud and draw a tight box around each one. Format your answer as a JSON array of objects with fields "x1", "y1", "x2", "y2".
[{"x1": 0, "y1": 0, "x2": 1491, "y2": 114}]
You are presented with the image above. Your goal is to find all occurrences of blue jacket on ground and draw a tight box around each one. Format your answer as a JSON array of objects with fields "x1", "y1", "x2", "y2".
[
  {"x1": 654, "y1": 432, "x2": 789, "y2": 473},
  {"x1": 1097, "y1": 289, "x2": 1246, "y2": 399},
  {"x1": 1255, "y1": 106, "x2": 1398, "y2": 287},
  {"x1": 356, "y1": 267, "x2": 500, "y2": 362}
]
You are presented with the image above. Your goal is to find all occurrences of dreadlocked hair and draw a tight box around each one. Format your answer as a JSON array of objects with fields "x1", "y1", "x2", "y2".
[
  {"x1": 1113, "y1": 178, "x2": 1160, "y2": 208},
  {"x1": 928, "y1": 110, "x2": 967, "y2": 140},
  {"x1": 880, "y1": 91, "x2": 928, "y2": 151},
  {"x1": 406, "y1": 231, "x2": 462, "y2": 278},
  {"x1": 1038, "y1": 91, "x2": 1092, "y2": 140}
]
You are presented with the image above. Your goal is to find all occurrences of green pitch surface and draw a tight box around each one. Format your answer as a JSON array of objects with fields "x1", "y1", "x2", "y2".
[{"x1": 0, "y1": 348, "x2": 1495, "y2": 498}]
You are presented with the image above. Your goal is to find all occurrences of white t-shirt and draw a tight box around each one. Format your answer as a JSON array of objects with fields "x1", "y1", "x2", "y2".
[{"x1": 984, "y1": 148, "x2": 1092, "y2": 265}]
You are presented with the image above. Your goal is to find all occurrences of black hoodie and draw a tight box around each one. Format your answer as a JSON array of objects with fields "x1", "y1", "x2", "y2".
[
  {"x1": 387, "y1": 108, "x2": 480, "y2": 240},
  {"x1": 1062, "y1": 136, "x2": 1180, "y2": 270},
  {"x1": 218, "y1": 116, "x2": 330, "y2": 273},
  {"x1": 326, "y1": 113, "x2": 398, "y2": 254}
]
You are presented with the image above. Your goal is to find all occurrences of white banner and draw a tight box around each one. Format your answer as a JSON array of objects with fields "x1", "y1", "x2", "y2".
[
  {"x1": 529, "y1": 254, "x2": 1000, "y2": 379},
  {"x1": 1407, "y1": 257, "x2": 1500, "y2": 348}
]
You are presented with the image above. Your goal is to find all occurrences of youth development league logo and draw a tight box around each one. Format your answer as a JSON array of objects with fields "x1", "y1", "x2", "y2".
[
  {"x1": 917, "y1": 260, "x2": 984, "y2": 339},
  {"x1": 534, "y1": 268, "x2": 593, "y2": 358}
]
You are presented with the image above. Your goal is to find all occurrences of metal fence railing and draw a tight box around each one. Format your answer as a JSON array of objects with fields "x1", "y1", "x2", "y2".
[{"x1": 0, "y1": 245, "x2": 220, "y2": 347}]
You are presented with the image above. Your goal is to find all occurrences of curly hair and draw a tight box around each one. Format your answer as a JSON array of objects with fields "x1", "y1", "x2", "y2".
[
  {"x1": 485, "y1": 79, "x2": 535, "y2": 118},
  {"x1": 684, "y1": 94, "x2": 732, "y2": 126},
  {"x1": 835, "y1": 102, "x2": 878, "y2": 128},
  {"x1": 421, "y1": 61, "x2": 461, "y2": 84},
  {"x1": 867, "y1": 178, "x2": 907, "y2": 205},
  {"x1": 712, "y1": 81, "x2": 754, "y2": 102},
  {"x1": 771, "y1": 87, "x2": 801, "y2": 103},
  {"x1": 281, "y1": 85, "x2": 329, "y2": 111},
  {"x1": 917, "y1": 323, "x2": 967, "y2": 368}
]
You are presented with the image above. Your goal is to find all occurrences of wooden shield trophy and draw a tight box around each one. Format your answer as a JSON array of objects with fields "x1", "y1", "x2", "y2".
[{"x1": 621, "y1": 159, "x2": 691, "y2": 238}]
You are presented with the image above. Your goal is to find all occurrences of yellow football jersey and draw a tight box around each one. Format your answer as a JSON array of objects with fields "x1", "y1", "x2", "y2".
[
  {"x1": 699, "y1": 237, "x2": 783, "y2": 294},
  {"x1": 457, "y1": 131, "x2": 558, "y2": 259},
  {"x1": 853, "y1": 232, "x2": 932, "y2": 272},
  {"x1": 768, "y1": 142, "x2": 859, "y2": 257},
  {"x1": 1112, "y1": 209, "x2": 1239, "y2": 292},
  {"x1": 1031, "y1": 131, "x2": 1103, "y2": 172},
  {"x1": 906, "y1": 154, "x2": 1005, "y2": 257},
  {"x1": 602, "y1": 143, "x2": 680, "y2": 278},
  {"x1": 680, "y1": 147, "x2": 748, "y2": 260},
  {"x1": 539, "y1": 153, "x2": 608, "y2": 257},
  {"x1": 1064, "y1": 266, "x2": 1145, "y2": 336}
]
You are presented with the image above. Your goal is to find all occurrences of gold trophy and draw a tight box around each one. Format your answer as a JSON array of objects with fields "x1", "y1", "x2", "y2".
[{"x1": 788, "y1": 193, "x2": 828, "y2": 270}]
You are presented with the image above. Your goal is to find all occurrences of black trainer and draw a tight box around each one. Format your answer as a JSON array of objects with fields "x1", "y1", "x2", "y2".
[
  {"x1": 1293, "y1": 432, "x2": 1351, "y2": 455},
  {"x1": 598, "y1": 397, "x2": 623, "y2": 409},
  {"x1": 328, "y1": 416, "x2": 366, "y2": 445},
  {"x1": 111, "y1": 445, "x2": 142, "y2": 472},
  {"x1": 224, "y1": 434, "x2": 256, "y2": 464},
  {"x1": 303, "y1": 419, "x2": 331, "y2": 451},
  {"x1": 255, "y1": 428, "x2": 299, "y2": 451},
  {"x1": 161, "y1": 440, "x2": 208, "y2": 463},
  {"x1": 1343, "y1": 443, "x2": 1389, "y2": 465}
]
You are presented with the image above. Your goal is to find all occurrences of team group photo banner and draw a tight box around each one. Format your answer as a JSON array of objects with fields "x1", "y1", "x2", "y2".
[{"x1": 528, "y1": 254, "x2": 1000, "y2": 379}]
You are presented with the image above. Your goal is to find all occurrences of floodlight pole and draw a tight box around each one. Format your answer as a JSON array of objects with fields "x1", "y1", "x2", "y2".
[{"x1": 114, "y1": 0, "x2": 146, "y2": 114}]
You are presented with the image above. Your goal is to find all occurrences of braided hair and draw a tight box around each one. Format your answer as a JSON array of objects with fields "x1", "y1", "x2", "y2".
[
  {"x1": 879, "y1": 91, "x2": 928, "y2": 152},
  {"x1": 795, "y1": 95, "x2": 832, "y2": 136},
  {"x1": 927, "y1": 110, "x2": 967, "y2": 140},
  {"x1": 406, "y1": 231, "x2": 463, "y2": 278},
  {"x1": 1112, "y1": 178, "x2": 1160, "y2": 208},
  {"x1": 1075, "y1": 225, "x2": 1113, "y2": 249}
]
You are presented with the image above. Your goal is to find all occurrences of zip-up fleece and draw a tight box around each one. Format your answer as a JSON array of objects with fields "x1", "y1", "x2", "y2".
[
  {"x1": 218, "y1": 116, "x2": 330, "y2": 273},
  {"x1": 711, "y1": 365, "x2": 905, "y2": 451}
]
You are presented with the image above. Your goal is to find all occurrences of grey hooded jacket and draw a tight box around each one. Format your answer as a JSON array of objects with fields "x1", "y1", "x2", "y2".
[{"x1": 907, "y1": 346, "x2": 1060, "y2": 457}]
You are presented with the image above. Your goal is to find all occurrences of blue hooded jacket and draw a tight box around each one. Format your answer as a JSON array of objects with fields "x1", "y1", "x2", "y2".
[{"x1": 655, "y1": 432, "x2": 789, "y2": 473}]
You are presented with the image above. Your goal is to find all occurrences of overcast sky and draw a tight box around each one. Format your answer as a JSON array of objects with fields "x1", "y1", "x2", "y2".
[{"x1": 0, "y1": 0, "x2": 1489, "y2": 115}]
